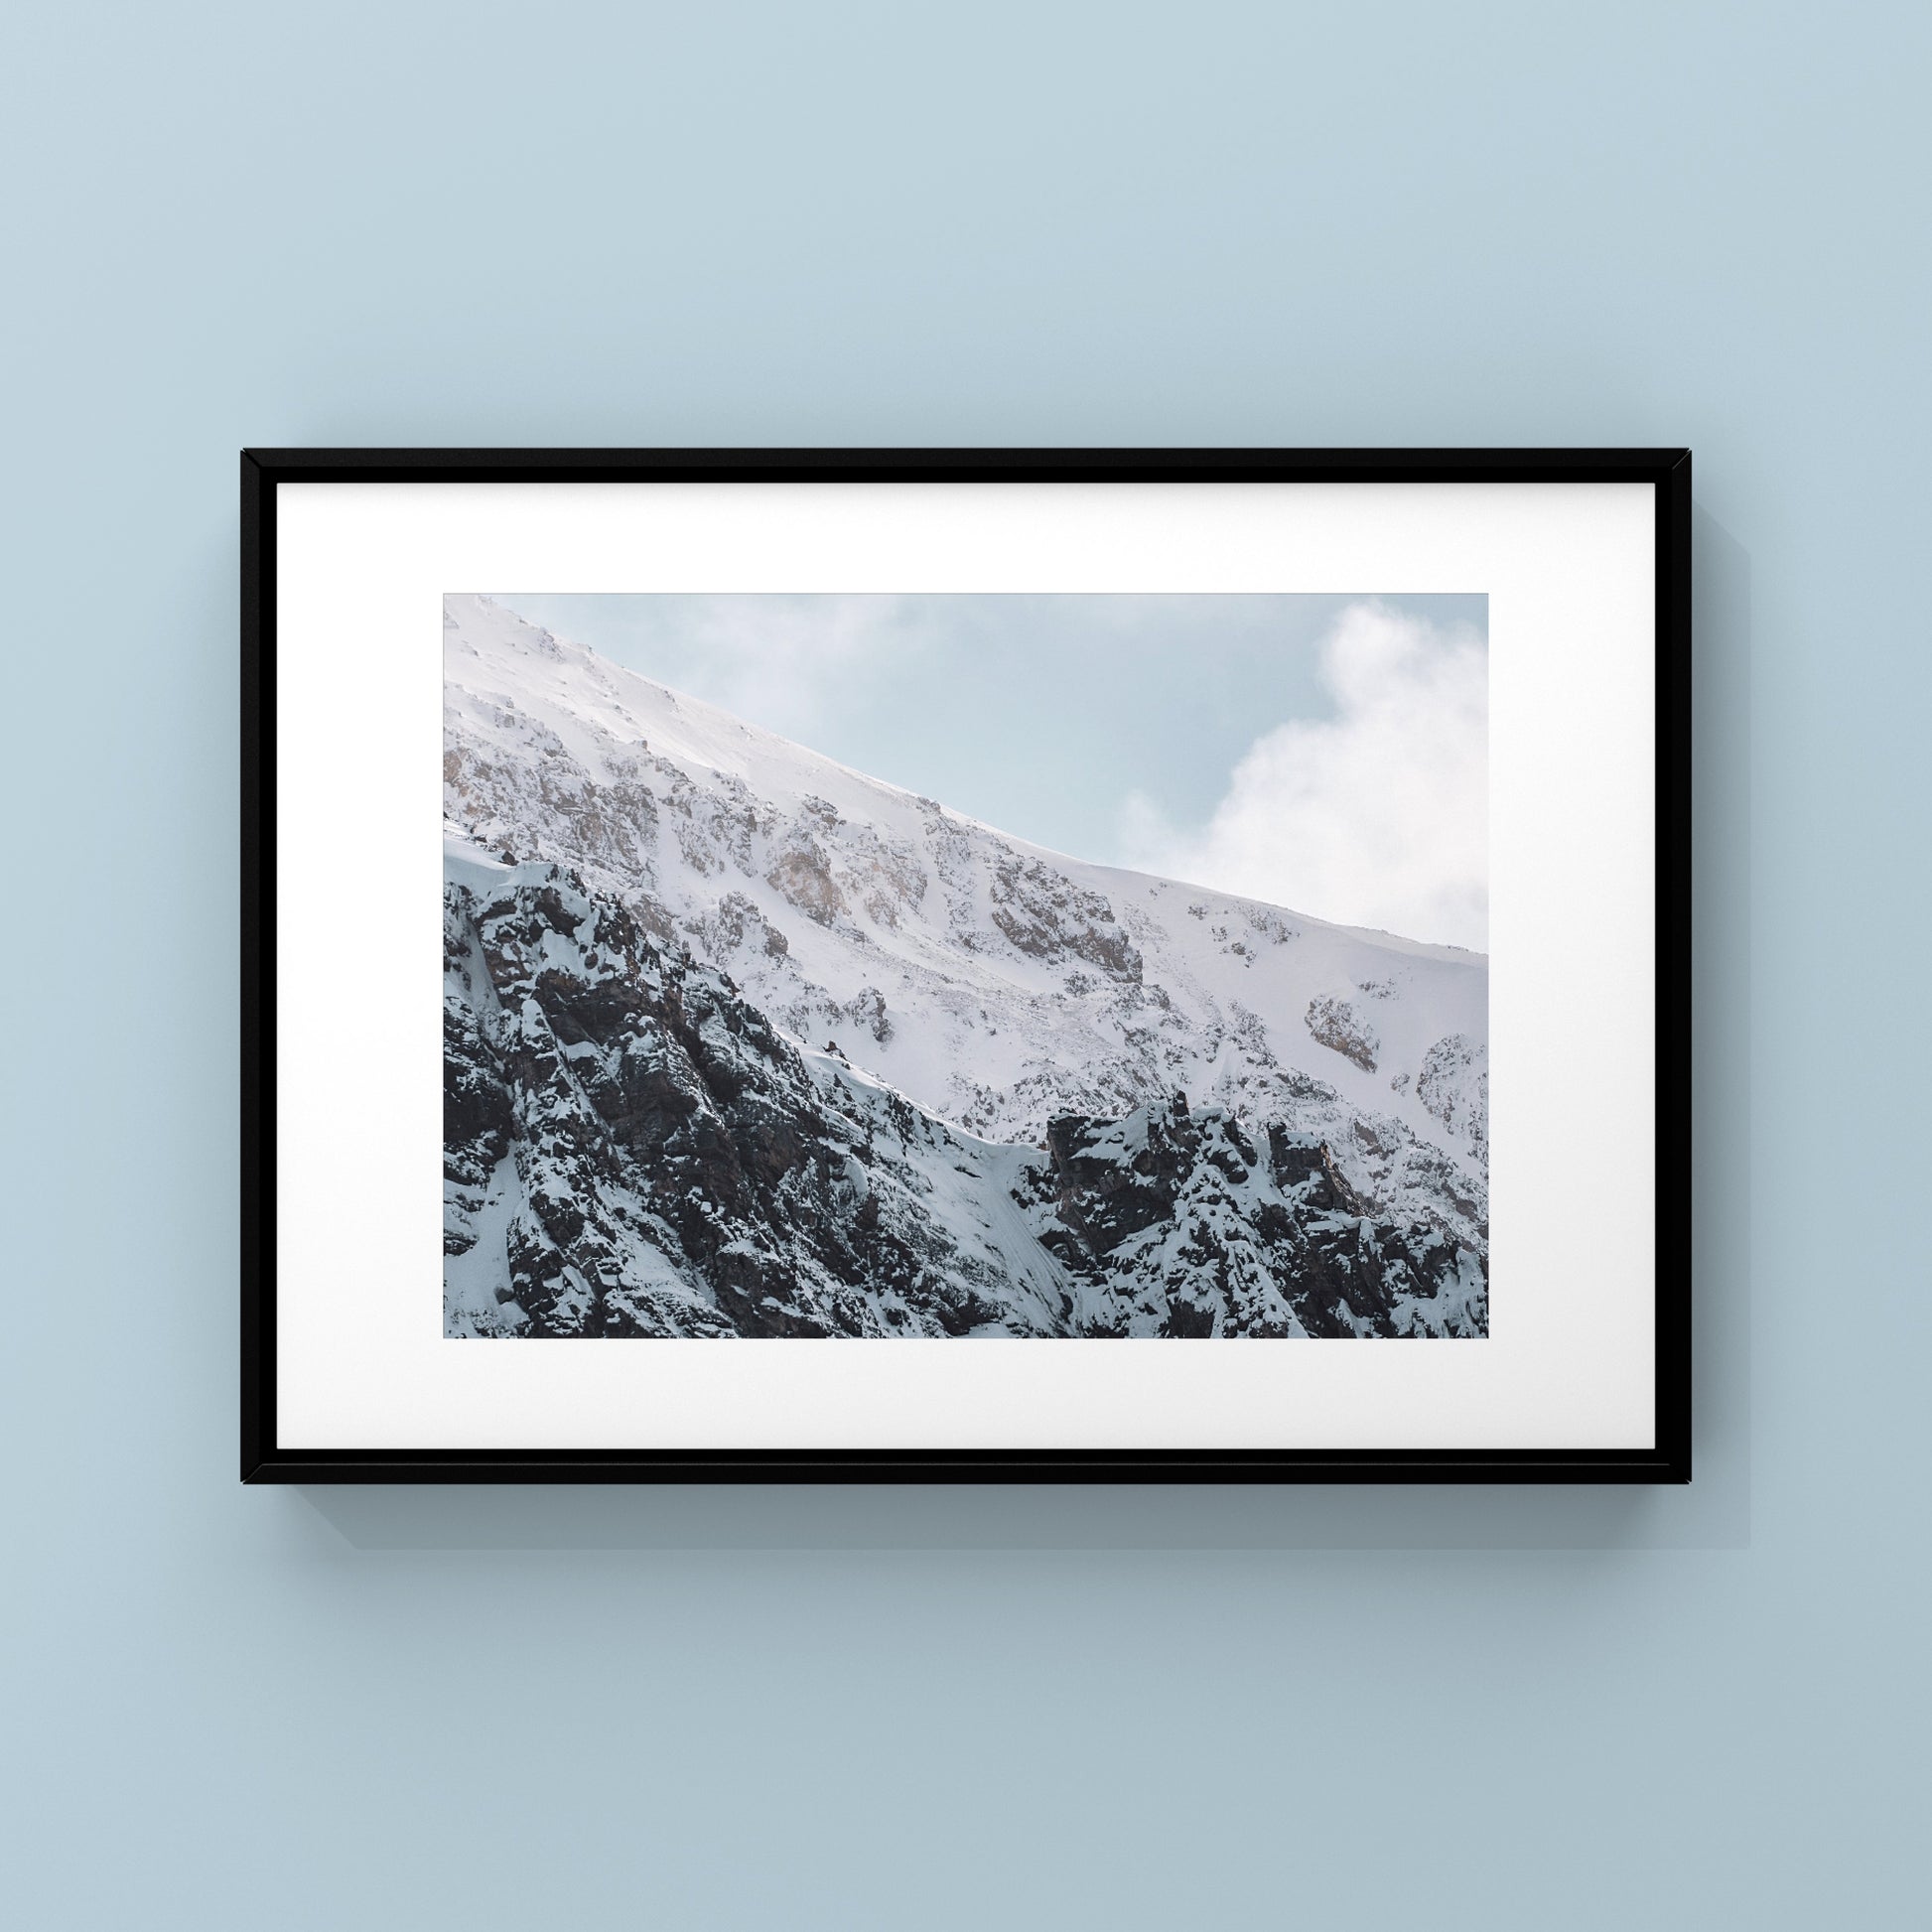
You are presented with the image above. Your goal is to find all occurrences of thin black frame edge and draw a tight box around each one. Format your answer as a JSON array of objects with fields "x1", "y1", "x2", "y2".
[
  {"x1": 240, "y1": 452, "x2": 273, "y2": 1482},
  {"x1": 243, "y1": 1451, "x2": 1684, "y2": 1485},
  {"x1": 240, "y1": 446, "x2": 1688, "y2": 486},
  {"x1": 238, "y1": 448, "x2": 1694, "y2": 1487},
  {"x1": 1655, "y1": 449, "x2": 1694, "y2": 1484}
]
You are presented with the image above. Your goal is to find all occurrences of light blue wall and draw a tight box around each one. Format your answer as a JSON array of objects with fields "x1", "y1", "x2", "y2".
[{"x1": 3, "y1": 3, "x2": 1921, "y2": 1926}]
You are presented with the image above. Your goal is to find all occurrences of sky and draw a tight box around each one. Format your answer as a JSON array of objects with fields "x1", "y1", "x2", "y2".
[{"x1": 493, "y1": 592, "x2": 1488, "y2": 950}]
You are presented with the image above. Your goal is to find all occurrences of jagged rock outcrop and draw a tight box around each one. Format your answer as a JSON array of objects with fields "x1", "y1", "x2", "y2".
[
  {"x1": 445, "y1": 862, "x2": 1069, "y2": 1337},
  {"x1": 1418, "y1": 1033, "x2": 1489, "y2": 1158},
  {"x1": 1017, "y1": 1098, "x2": 1484, "y2": 1337}
]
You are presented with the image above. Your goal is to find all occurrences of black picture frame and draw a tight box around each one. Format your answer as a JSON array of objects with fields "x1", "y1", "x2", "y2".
[{"x1": 241, "y1": 447, "x2": 1692, "y2": 1484}]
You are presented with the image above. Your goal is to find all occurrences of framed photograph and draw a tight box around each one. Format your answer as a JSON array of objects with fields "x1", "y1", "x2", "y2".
[{"x1": 241, "y1": 448, "x2": 1690, "y2": 1482}]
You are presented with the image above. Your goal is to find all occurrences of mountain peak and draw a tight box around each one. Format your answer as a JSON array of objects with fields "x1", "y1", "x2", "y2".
[{"x1": 443, "y1": 594, "x2": 1488, "y2": 1255}]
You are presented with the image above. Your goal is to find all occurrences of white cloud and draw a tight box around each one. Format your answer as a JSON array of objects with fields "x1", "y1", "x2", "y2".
[{"x1": 1119, "y1": 601, "x2": 1487, "y2": 950}]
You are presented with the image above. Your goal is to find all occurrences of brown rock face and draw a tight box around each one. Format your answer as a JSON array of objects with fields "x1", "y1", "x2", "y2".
[
  {"x1": 988, "y1": 855, "x2": 1143, "y2": 982},
  {"x1": 764, "y1": 842, "x2": 847, "y2": 925},
  {"x1": 1305, "y1": 994, "x2": 1380, "y2": 1072}
]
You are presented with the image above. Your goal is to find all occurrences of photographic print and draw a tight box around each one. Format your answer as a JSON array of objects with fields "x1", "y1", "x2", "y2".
[{"x1": 442, "y1": 590, "x2": 1490, "y2": 1340}]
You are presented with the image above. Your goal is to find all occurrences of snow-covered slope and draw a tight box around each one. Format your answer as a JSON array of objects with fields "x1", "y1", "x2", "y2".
[{"x1": 442, "y1": 594, "x2": 1489, "y2": 1257}]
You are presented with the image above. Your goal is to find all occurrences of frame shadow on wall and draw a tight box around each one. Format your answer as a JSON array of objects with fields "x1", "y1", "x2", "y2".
[{"x1": 297, "y1": 508, "x2": 1750, "y2": 1554}]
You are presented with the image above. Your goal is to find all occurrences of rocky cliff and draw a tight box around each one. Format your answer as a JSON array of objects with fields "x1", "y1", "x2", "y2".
[{"x1": 445, "y1": 857, "x2": 1486, "y2": 1338}]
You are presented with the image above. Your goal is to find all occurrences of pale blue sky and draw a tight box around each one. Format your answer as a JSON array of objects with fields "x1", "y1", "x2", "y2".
[{"x1": 492, "y1": 593, "x2": 1487, "y2": 897}]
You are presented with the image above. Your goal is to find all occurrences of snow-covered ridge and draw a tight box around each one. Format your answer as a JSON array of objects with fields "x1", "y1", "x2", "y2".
[{"x1": 443, "y1": 592, "x2": 1488, "y2": 1248}]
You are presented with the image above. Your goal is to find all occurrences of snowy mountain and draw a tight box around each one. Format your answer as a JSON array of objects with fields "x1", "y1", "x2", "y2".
[{"x1": 442, "y1": 593, "x2": 1490, "y2": 1338}]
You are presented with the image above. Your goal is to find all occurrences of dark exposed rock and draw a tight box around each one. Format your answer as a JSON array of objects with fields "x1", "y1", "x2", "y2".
[
  {"x1": 1025, "y1": 1097, "x2": 1483, "y2": 1338},
  {"x1": 446, "y1": 866, "x2": 1056, "y2": 1337}
]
